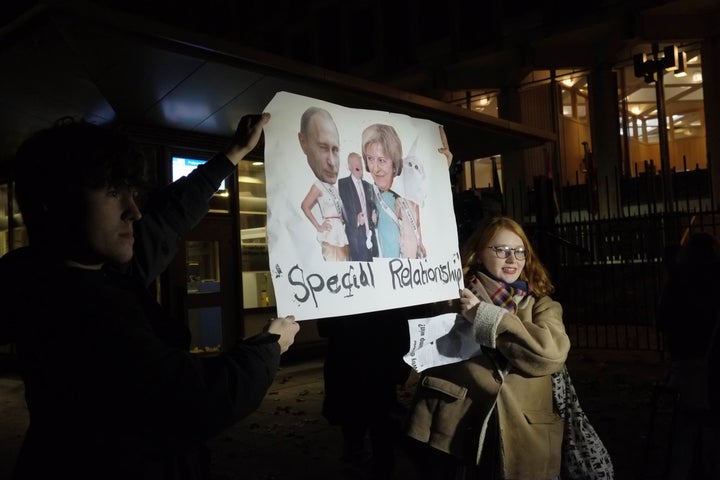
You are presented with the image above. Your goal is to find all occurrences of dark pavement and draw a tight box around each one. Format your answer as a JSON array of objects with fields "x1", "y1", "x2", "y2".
[{"x1": 0, "y1": 349, "x2": 670, "y2": 480}]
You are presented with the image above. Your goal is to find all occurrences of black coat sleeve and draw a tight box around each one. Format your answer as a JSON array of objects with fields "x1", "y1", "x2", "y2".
[{"x1": 131, "y1": 153, "x2": 235, "y2": 285}]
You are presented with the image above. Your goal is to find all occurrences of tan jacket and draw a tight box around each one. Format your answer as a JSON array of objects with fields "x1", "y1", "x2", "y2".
[{"x1": 405, "y1": 295, "x2": 570, "y2": 480}]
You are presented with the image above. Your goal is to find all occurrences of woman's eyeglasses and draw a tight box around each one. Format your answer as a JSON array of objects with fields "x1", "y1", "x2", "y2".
[{"x1": 488, "y1": 246, "x2": 527, "y2": 261}]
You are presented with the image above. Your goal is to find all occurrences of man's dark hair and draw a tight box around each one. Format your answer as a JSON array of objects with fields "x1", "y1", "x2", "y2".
[{"x1": 12, "y1": 117, "x2": 147, "y2": 240}]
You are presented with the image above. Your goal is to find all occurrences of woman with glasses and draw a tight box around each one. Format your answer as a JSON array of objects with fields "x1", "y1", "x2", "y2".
[{"x1": 404, "y1": 215, "x2": 570, "y2": 480}]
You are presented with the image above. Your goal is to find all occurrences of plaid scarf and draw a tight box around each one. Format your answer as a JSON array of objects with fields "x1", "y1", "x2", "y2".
[{"x1": 473, "y1": 268, "x2": 529, "y2": 313}]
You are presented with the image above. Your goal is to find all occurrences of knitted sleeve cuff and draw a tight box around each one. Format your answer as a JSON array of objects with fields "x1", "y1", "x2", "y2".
[{"x1": 473, "y1": 303, "x2": 506, "y2": 348}]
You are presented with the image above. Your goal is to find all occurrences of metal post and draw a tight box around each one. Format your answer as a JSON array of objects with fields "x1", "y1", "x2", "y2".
[{"x1": 652, "y1": 44, "x2": 674, "y2": 213}]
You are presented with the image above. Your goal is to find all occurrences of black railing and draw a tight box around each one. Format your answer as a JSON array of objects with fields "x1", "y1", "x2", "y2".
[{"x1": 479, "y1": 167, "x2": 720, "y2": 352}]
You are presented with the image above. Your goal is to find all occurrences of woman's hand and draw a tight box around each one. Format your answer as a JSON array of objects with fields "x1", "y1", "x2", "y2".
[
  {"x1": 466, "y1": 277, "x2": 484, "y2": 298},
  {"x1": 459, "y1": 288, "x2": 481, "y2": 322}
]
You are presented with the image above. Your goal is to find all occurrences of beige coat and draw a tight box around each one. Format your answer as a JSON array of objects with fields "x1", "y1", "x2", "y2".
[{"x1": 405, "y1": 295, "x2": 570, "y2": 480}]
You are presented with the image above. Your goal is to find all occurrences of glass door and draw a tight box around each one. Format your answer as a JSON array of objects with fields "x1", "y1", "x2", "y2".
[{"x1": 164, "y1": 215, "x2": 240, "y2": 354}]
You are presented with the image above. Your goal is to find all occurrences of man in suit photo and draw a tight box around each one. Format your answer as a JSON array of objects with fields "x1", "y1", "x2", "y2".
[{"x1": 338, "y1": 152, "x2": 377, "y2": 261}]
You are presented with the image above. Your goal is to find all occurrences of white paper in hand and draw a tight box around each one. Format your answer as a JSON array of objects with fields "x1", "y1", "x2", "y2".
[{"x1": 404, "y1": 313, "x2": 483, "y2": 373}]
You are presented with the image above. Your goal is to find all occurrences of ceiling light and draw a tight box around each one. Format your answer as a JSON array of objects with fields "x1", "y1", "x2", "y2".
[
  {"x1": 673, "y1": 51, "x2": 687, "y2": 77},
  {"x1": 663, "y1": 45, "x2": 681, "y2": 73},
  {"x1": 633, "y1": 44, "x2": 687, "y2": 83},
  {"x1": 238, "y1": 176, "x2": 263, "y2": 184}
]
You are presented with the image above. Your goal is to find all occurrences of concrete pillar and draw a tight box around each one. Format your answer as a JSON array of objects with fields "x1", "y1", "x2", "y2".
[
  {"x1": 588, "y1": 66, "x2": 622, "y2": 218},
  {"x1": 702, "y1": 36, "x2": 720, "y2": 208},
  {"x1": 497, "y1": 87, "x2": 526, "y2": 219}
]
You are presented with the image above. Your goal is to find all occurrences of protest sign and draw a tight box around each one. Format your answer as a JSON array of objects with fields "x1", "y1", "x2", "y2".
[{"x1": 263, "y1": 91, "x2": 462, "y2": 320}]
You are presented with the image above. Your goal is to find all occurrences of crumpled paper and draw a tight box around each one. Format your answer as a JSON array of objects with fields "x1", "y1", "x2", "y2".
[{"x1": 404, "y1": 313, "x2": 482, "y2": 373}]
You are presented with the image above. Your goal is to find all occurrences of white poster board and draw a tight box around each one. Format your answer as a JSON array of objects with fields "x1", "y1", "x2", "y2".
[{"x1": 263, "y1": 91, "x2": 462, "y2": 320}]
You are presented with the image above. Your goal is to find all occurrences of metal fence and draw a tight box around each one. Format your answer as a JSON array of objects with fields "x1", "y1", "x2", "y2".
[{"x1": 494, "y1": 168, "x2": 720, "y2": 352}]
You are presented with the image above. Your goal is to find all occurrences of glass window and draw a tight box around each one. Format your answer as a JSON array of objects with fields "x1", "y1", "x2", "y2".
[
  {"x1": 0, "y1": 184, "x2": 27, "y2": 253},
  {"x1": 619, "y1": 44, "x2": 704, "y2": 176},
  {"x1": 188, "y1": 306, "x2": 222, "y2": 354},
  {"x1": 447, "y1": 90, "x2": 499, "y2": 118},
  {"x1": 172, "y1": 156, "x2": 227, "y2": 191},
  {"x1": 238, "y1": 159, "x2": 275, "y2": 308},
  {"x1": 0, "y1": 184, "x2": 7, "y2": 256},
  {"x1": 560, "y1": 76, "x2": 589, "y2": 121},
  {"x1": 461, "y1": 156, "x2": 502, "y2": 192},
  {"x1": 170, "y1": 151, "x2": 230, "y2": 213},
  {"x1": 186, "y1": 240, "x2": 221, "y2": 294}
]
